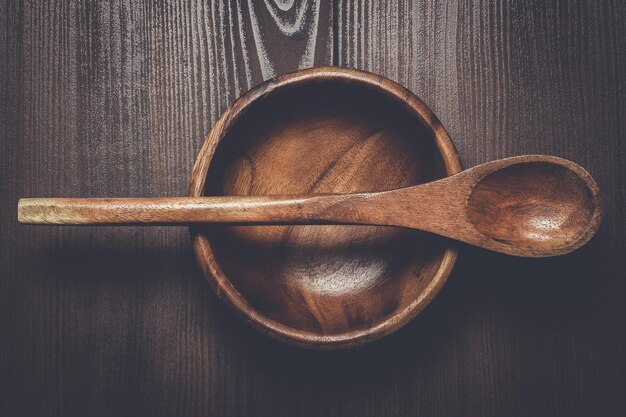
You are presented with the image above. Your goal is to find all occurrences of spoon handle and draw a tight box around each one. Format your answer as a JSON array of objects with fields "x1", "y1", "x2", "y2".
[{"x1": 17, "y1": 194, "x2": 394, "y2": 226}]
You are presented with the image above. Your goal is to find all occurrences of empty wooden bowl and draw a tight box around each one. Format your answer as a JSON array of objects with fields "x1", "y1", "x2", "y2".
[{"x1": 189, "y1": 67, "x2": 462, "y2": 349}]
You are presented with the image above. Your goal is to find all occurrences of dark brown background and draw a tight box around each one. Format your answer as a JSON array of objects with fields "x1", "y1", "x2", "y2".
[{"x1": 1, "y1": 1, "x2": 624, "y2": 416}]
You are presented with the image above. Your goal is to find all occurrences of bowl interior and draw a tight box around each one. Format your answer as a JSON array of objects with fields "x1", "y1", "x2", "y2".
[{"x1": 196, "y1": 75, "x2": 456, "y2": 346}]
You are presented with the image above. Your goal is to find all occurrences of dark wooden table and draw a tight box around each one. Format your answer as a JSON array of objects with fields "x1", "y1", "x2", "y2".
[{"x1": 2, "y1": 1, "x2": 625, "y2": 416}]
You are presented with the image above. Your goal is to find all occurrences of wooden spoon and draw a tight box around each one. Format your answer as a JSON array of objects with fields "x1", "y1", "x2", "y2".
[{"x1": 18, "y1": 155, "x2": 602, "y2": 257}]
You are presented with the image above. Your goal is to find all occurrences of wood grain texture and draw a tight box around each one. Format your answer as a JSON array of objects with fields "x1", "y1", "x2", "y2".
[
  {"x1": 189, "y1": 66, "x2": 462, "y2": 348},
  {"x1": 1, "y1": 0, "x2": 625, "y2": 416},
  {"x1": 1, "y1": 1, "x2": 332, "y2": 416},
  {"x1": 337, "y1": 1, "x2": 625, "y2": 416}
]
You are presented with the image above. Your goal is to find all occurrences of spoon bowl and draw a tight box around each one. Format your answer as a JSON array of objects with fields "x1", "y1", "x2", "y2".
[{"x1": 467, "y1": 160, "x2": 600, "y2": 255}]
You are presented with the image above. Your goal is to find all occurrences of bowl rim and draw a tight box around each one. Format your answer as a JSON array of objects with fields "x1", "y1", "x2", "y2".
[{"x1": 188, "y1": 66, "x2": 462, "y2": 349}]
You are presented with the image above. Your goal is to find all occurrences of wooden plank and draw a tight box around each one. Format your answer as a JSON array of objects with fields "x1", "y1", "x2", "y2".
[
  {"x1": 337, "y1": 1, "x2": 626, "y2": 416},
  {"x1": 1, "y1": 1, "x2": 332, "y2": 416},
  {"x1": 3, "y1": 0, "x2": 626, "y2": 416}
]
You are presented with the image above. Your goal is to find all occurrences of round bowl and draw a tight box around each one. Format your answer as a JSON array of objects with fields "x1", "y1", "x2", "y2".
[{"x1": 189, "y1": 67, "x2": 462, "y2": 349}]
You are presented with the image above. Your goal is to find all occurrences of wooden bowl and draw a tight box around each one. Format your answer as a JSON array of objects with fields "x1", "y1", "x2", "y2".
[{"x1": 189, "y1": 67, "x2": 462, "y2": 349}]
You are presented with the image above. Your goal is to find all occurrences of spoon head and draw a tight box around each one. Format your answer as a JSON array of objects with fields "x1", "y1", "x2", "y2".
[{"x1": 466, "y1": 157, "x2": 602, "y2": 257}]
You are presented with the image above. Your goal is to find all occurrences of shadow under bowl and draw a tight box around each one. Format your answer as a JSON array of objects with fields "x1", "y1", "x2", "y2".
[{"x1": 189, "y1": 67, "x2": 462, "y2": 349}]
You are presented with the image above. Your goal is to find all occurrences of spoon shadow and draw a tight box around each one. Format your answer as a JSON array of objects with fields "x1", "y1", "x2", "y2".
[
  {"x1": 28, "y1": 224, "x2": 604, "y2": 389},
  {"x1": 225, "y1": 236, "x2": 603, "y2": 386}
]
